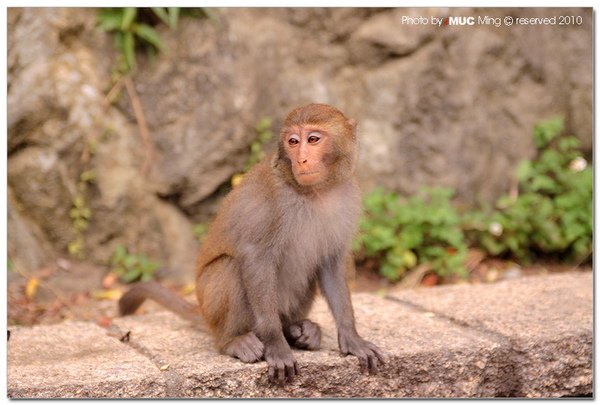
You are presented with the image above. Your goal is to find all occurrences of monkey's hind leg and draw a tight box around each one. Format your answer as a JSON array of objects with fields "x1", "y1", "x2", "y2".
[
  {"x1": 285, "y1": 319, "x2": 321, "y2": 351},
  {"x1": 198, "y1": 256, "x2": 263, "y2": 363},
  {"x1": 222, "y1": 332, "x2": 264, "y2": 363}
]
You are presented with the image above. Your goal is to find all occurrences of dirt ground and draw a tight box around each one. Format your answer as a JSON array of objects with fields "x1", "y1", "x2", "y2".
[{"x1": 7, "y1": 251, "x2": 592, "y2": 327}]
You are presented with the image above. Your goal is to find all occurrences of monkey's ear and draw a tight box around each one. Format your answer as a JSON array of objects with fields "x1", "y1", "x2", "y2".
[{"x1": 347, "y1": 118, "x2": 357, "y2": 140}]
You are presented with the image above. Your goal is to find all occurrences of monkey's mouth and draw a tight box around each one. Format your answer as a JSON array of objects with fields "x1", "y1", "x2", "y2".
[{"x1": 297, "y1": 170, "x2": 319, "y2": 176}]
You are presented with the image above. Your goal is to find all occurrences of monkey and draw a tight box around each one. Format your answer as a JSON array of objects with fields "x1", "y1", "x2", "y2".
[{"x1": 119, "y1": 103, "x2": 386, "y2": 384}]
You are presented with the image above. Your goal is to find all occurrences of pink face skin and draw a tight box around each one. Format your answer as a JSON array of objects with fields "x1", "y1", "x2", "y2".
[{"x1": 283, "y1": 125, "x2": 330, "y2": 186}]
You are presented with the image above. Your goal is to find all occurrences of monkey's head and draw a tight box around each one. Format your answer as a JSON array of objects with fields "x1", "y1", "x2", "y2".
[{"x1": 274, "y1": 103, "x2": 357, "y2": 190}]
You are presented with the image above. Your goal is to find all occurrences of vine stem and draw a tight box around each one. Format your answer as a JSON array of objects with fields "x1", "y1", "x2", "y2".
[{"x1": 124, "y1": 75, "x2": 154, "y2": 175}]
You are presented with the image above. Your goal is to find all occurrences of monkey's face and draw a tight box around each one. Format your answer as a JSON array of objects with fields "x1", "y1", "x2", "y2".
[{"x1": 283, "y1": 126, "x2": 332, "y2": 187}]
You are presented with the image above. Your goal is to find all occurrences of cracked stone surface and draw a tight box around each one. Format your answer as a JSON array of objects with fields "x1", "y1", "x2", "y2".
[
  {"x1": 387, "y1": 271, "x2": 593, "y2": 398},
  {"x1": 7, "y1": 272, "x2": 592, "y2": 398}
]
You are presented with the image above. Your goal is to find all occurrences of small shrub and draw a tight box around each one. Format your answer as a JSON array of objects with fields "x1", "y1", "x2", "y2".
[
  {"x1": 245, "y1": 117, "x2": 274, "y2": 172},
  {"x1": 97, "y1": 8, "x2": 174, "y2": 73},
  {"x1": 231, "y1": 117, "x2": 274, "y2": 187},
  {"x1": 465, "y1": 117, "x2": 592, "y2": 263},
  {"x1": 354, "y1": 187, "x2": 468, "y2": 282},
  {"x1": 356, "y1": 117, "x2": 590, "y2": 282},
  {"x1": 110, "y1": 245, "x2": 159, "y2": 283},
  {"x1": 98, "y1": 7, "x2": 213, "y2": 74}
]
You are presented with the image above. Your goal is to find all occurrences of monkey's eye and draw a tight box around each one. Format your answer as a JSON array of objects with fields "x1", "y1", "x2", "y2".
[
  {"x1": 288, "y1": 134, "x2": 300, "y2": 146},
  {"x1": 307, "y1": 132, "x2": 322, "y2": 144}
]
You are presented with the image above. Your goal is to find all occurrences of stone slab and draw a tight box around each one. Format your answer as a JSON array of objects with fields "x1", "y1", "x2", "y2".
[
  {"x1": 113, "y1": 294, "x2": 509, "y2": 398},
  {"x1": 387, "y1": 272, "x2": 593, "y2": 397},
  {"x1": 7, "y1": 321, "x2": 165, "y2": 398},
  {"x1": 7, "y1": 273, "x2": 592, "y2": 398}
]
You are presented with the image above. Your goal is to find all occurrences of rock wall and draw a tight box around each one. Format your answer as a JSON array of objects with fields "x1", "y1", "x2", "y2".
[{"x1": 7, "y1": 7, "x2": 592, "y2": 279}]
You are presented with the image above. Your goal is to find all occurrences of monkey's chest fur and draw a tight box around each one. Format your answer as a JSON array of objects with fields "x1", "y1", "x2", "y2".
[
  {"x1": 272, "y1": 182, "x2": 361, "y2": 317},
  {"x1": 200, "y1": 163, "x2": 361, "y2": 324}
]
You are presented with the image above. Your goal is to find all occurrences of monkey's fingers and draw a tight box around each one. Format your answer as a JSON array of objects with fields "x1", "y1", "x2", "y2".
[
  {"x1": 366, "y1": 352, "x2": 379, "y2": 374},
  {"x1": 285, "y1": 361, "x2": 297, "y2": 383},
  {"x1": 268, "y1": 364, "x2": 275, "y2": 383},
  {"x1": 267, "y1": 362, "x2": 284, "y2": 385},
  {"x1": 356, "y1": 351, "x2": 369, "y2": 374},
  {"x1": 277, "y1": 362, "x2": 287, "y2": 385},
  {"x1": 364, "y1": 341, "x2": 387, "y2": 364}
]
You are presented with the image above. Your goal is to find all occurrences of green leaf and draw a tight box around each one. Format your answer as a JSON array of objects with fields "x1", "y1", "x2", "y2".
[
  {"x1": 168, "y1": 7, "x2": 180, "y2": 29},
  {"x1": 516, "y1": 160, "x2": 532, "y2": 182},
  {"x1": 256, "y1": 117, "x2": 273, "y2": 133},
  {"x1": 123, "y1": 31, "x2": 136, "y2": 70},
  {"x1": 558, "y1": 136, "x2": 581, "y2": 152},
  {"x1": 80, "y1": 170, "x2": 96, "y2": 183},
  {"x1": 402, "y1": 249, "x2": 418, "y2": 268},
  {"x1": 529, "y1": 175, "x2": 557, "y2": 193},
  {"x1": 133, "y1": 24, "x2": 166, "y2": 52},
  {"x1": 398, "y1": 224, "x2": 423, "y2": 249},
  {"x1": 380, "y1": 262, "x2": 402, "y2": 282},
  {"x1": 533, "y1": 117, "x2": 563, "y2": 148},
  {"x1": 114, "y1": 31, "x2": 124, "y2": 50},
  {"x1": 113, "y1": 245, "x2": 127, "y2": 261},
  {"x1": 121, "y1": 267, "x2": 142, "y2": 283},
  {"x1": 98, "y1": 9, "x2": 124, "y2": 31},
  {"x1": 121, "y1": 7, "x2": 138, "y2": 31},
  {"x1": 124, "y1": 255, "x2": 138, "y2": 268},
  {"x1": 151, "y1": 7, "x2": 170, "y2": 26}
]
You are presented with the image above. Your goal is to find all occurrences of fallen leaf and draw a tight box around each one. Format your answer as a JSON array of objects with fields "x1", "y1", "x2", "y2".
[
  {"x1": 92, "y1": 289, "x2": 123, "y2": 301},
  {"x1": 421, "y1": 273, "x2": 439, "y2": 287},
  {"x1": 231, "y1": 173, "x2": 244, "y2": 187},
  {"x1": 160, "y1": 364, "x2": 170, "y2": 371},
  {"x1": 102, "y1": 272, "x2": 118, "y2": 289},
  {"x1": 181, "y1": 283, "x2": 195, "y2": 296},
  {"x1": 97, "y1": 316, "x2": 112, "y2": 328},
  {"x1": 25, "y1": 278, "x2": 39, "y2": 300}
]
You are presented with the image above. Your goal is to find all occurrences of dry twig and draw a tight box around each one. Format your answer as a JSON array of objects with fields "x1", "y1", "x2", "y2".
[{"x1": 124, "y1": 76, "x2": 154, "y2": 175}]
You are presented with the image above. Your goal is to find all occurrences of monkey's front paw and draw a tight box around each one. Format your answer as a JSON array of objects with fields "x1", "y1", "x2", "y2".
[
  {"x1": 264, "y1": 344, "x2": 299, "y2": 385},
  {"x1": 223, "y1": 332, "x2": 264, "y2": 363},
  {"x1": 287, "y1": 319, "x2": 321, "y2": 350},
  {"x1": 338, "y1": 333, "x2": 387, "y2": 375}
]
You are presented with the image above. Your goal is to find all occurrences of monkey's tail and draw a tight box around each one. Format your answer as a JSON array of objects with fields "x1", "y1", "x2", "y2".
[{"x1": 119, "y1": 281, "x2": 205, "y2": 324}]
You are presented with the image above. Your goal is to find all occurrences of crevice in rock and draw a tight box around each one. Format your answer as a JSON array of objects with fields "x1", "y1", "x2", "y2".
[
  {"x1": 383, "y1": 294, "x2": 523, "y2": 396},
  {"x1": 105, "y1": 323, "x2": 185, "y2": 396}
]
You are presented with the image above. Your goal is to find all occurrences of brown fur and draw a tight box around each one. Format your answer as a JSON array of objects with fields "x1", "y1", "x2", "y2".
[{"x1": 119, "y1": 104, "x2": 385, "y2": 384}]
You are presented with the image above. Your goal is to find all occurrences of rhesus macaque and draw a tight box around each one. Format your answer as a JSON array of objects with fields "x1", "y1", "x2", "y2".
[{"x1": 120, "y1": 103, "x2": 386, "y2": 384}]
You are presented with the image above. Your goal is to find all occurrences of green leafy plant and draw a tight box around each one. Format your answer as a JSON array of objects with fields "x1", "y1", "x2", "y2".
[
  {"x1": 110, "y1": 245, "x2": 160, "y2": 283},
  {"x1": 245, "y1": 117, "x2": 274, "y2": 171},
  {"x1": 98, "y1": 8, "x2": 215, "y2": 74},
  {"x1": 97, "y1": 8, "x2": 173, "y2": 72},
  {"x1": 354, "y1": 187, "x2": 468, "y2": 282},
  {"x1": 231, "y1": 117, "x2": 274, "y2": 187},
  {"x1": 465, "y1": 117, "x2": 592, "y2": 263}
]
